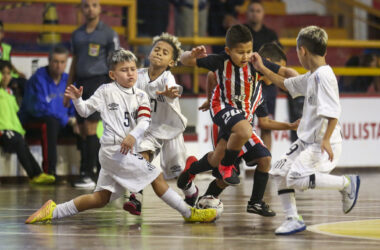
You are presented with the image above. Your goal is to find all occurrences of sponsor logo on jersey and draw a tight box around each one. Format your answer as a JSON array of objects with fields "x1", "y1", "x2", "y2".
[{"x1": 108, "y1": 103, "x2": 119, "y2": 110}]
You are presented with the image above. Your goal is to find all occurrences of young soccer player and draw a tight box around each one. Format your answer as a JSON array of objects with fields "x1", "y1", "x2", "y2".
[
  {"x1": 0, "y1": 61, "x2": 55, "y2": 184},
  {"x1": 123, "y1": 33, "x2": 198, "y2": 215},
  {"x1": 25, "y1": 49, "x2": 217, "y2": 224},
  {"x1": 252, "y1": 26, "x2": 360, "y2": 235},
  {"x1": 178, "y1": 24, "x2": 297, "y2": 214}
]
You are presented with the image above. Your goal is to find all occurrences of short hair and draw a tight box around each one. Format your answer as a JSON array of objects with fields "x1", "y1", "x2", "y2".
[
  {"x1": 226, "y1": 24, "x2": 253, "y2": 49},
  {"x1": 296, "y1": 26, "x2": 328, "y2": 56},
  {"x1": 258, "y1": 42, "x2": 287, "y2": 63},
  {"x1": 0, "y1": 60, "x2": 12, "y2": 72},
  {"x1": 107, "y1": 48, "x2": 137, "y2": 70},
  {"x1": 152, "y1": 32, "x2": 182, "y2": 67},
  {"x1": 48, "y1": 46, "x2": 69, "y2": 60}
]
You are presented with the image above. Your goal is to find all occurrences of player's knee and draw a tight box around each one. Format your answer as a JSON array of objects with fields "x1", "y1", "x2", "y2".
[
  {"x1": 235, "y1": 126, "x2": 251, "y2": 142},
  {"x1": 257, "y1": 156, "x2": 272, "y2": 172}
]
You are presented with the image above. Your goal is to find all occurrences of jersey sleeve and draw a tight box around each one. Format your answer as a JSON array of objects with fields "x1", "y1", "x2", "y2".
[
  {"x1": 262, "y1": 58, "x2": 280, "y2": 74},
  {"x1": 316, "y1": 71, "x2": 341, "y2": 119},
  {"x1": 255, "y1": 98, "x2": 269, "y2": 117},
  {"x1": 284, "y1": 73, "x2": 309, "y2": 98},
  {"x1": 196, "y1": 54, "x2": 225, "y2": 71},
  {"x1": 129, "y1": 91, "x2": 151, "y2": 142},
  {"x1": 73, "y1": 85, "x2": 105, "y2": 117}
]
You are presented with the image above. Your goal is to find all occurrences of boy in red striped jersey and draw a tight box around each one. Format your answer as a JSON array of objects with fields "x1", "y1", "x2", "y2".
[{"x1": 179, "y1": 24, "x2": 298, "y2": 215}]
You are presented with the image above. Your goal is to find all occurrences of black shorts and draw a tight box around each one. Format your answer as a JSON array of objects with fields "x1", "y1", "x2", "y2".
[
  {"x1": 75, "y1": 75, "x2": 111, "y2": 123},
  {"x1": 211, "y1": 106, "x2": 246, "y2": 136}
]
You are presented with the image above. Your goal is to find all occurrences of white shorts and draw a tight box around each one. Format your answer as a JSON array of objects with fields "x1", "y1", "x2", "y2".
[
  {"x1": 95, "y1": 144, "x2": 161, "y2": 201},
  {"x1": 270, "y1": 139, "x2": 342, "y2": 178},
  {"x1": 136, "y1": 133, "x2": 187, "y2": 180}
]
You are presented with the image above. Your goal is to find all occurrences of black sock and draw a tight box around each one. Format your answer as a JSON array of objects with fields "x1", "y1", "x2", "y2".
[
  {"x1": 188, "y1": 153, "x2": 214, "y2": 175},
  {"x1": 221, "y1": 149, "x2": 240, "y2": 166},
  {"x1": 204, "y1": 180, "x2": 225, "y2": 198},
  {"x1": 86, "y1": 135, "x2": 100, "y2": 176},
  {"x1": 79, "y1": 137, "x2": 87, "y2": 176},
  {"x1": 250, "y1": 170, "x2": 269, "y2": 203}
]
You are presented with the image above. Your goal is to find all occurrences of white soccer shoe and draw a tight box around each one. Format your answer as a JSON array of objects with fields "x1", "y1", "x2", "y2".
[
  {"x1": 275, "y1": 216, "x2": 306, "y2": 235},
  {"x1": 341, "y1": 175, "x2": 360, "y2": 214}
]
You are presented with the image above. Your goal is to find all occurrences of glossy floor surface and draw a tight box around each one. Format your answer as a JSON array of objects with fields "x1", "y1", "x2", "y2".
[{"x1": 0, "y1": 168, "x2": 379, "y2": 250}]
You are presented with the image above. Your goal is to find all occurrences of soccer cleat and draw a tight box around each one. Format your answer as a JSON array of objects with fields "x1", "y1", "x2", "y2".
[
  {"x1": 341, "y1": 175, "x2": 360, "y2": 214},
  {"x1": 177, "y1": 156, "x2": 197, "y2": 189},
  {"x1": 218, "y1": 164, "x2": 240, "y2": 186},
  {"x1": 25, "y1": 200, "x2": 56, "y2": 224},
  {"x1": 247, "y1": 200, "x2": 276, "y2": 217},
  {"x1": 30, "y1": 173, "x2": 56, "y2": 185},
  {"x1": 184, "y1": 185, "x2": 199, "y2": 207},
  {"x1": 275, "y1": 216, "x2": 306, "y2": 235},
  {"x1": 72, "y1": 176, "x2": 96, "y2": 189},
  {"x1": 123, "y1": 194, "x2": 142, "y2": 216},
  {"x1": 183, "y1": 207, "x2": 217, "y2": 223}
]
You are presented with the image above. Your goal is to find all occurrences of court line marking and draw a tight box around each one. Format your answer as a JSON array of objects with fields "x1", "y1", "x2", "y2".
[{"x1": 307, "y1": 219, "x2": 380, "y2": 241}]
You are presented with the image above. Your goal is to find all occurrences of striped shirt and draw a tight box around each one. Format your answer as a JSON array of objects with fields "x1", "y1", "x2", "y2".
[{"x1": 196, "y1": 52, "x2": 279, "y2": 122}]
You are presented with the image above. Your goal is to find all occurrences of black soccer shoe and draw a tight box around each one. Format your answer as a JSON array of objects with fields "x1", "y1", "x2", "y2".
[
  {"x1": 184, "y1": 185, "x2": 199, "y2": 207},
  {"x1": 246, "y1": 201, "x2": 276, "y2": 217},
  {"x1": 123, "y1": 194, "x2": 142, "y2": 216}
]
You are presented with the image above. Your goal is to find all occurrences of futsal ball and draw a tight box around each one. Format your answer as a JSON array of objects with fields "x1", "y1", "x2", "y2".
[{"x1": 196, "y1": 195, "x2": 224, "y2": 220}]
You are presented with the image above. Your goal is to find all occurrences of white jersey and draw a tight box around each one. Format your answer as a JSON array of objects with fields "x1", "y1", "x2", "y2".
[
  {"x1": 136, "y1": 68, "x2": 187, "y2": 140},
  {"x1": 284, "y1": 65, "x2": 342, "y2": 144},
  {"x1": 73, "y1": 82, "x2": 151, "y2": 146}
]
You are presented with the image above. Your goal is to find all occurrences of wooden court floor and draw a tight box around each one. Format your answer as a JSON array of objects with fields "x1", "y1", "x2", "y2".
[{"x1": 0, "y1": 168, "x2": 379, "y2": 250}]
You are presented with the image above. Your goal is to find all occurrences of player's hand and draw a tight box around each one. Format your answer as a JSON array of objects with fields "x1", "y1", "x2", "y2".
[
  {"x1": 120, "y1": 134, "x2": 136, "y2": 155},
  {"x1": 65, "y1": 85, "x2": 83, "y2": 100},
  {"x1": 191, "y1": 46, "x2": 207, "y2": 59},
  {"x1": 198, "y1": 99, "x2": 210, "y2": 111},
  {"x1": 290, "y1": 119, "x2": 300, "y2": 130},
  {"x1": 251, "y1": 52, "x2": 265, "y2": 71},
  {"x1": 156, "y1": 85, "x2": 180, "y2": 98},
  {"x1": 321, "y1": 139, "x2": 334, "y2": 162}
]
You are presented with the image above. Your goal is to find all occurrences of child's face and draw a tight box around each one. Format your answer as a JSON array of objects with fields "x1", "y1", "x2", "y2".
[
  {"x1": 109, "y1": 61, "x2": 137, "y2": 88},
  {"x1": 225, "y1": 42, "x2": 253, "y2": 67},
  {"x1": 148, "y1": 41, "x2": 175, "y2": 69},
  {"x1": 0, "y1": 66, "x2": 11, "y2": 88}
]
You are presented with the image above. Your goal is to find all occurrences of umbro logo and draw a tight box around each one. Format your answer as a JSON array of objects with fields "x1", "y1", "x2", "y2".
[{"x1": 108, "y1": 103, "x2": 119, "y2": 110}]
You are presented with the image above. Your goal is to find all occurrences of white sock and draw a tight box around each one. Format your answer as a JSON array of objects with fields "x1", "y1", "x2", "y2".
[
  {"x1": 52, "y1": 200, "x2": 79, "y2": 219},
  {"x1": 315, "y1": 173, "x2": 346, "y2": 190},
  {"x1": 183, "y1": 182, "x2": 197, "y2": 197},
  {"x1": 278, "y1": 191, "x2": 298, "y2": 218},
  {"x1": 160, "y1": 187, "x2": 191, "y2": 218}
]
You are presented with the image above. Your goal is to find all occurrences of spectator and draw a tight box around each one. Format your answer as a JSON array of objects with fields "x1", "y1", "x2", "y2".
[
  {"x1": 0, "y1": 20, "x2": 27, "y2": 104},
  {"x1": 208, "y1": 0, "x2": 244, "y2": 53},
  {"x1": 244, "y1": 0, "x2": 280, "y2": 52},
  {"x1": 338, "y1": 55, "x2": 360, "y2": 93},
  {"x1": 351, "y1": 54, "x2": 377, "y2": 92},
  {"x1": 64, "y1": 0, "x2": 119, "y2": 189},
  {"x1": 19, "y1": 46, "x2": 76, "y2": 177},
  {"x1": 0, "y1": 60, "x2": 55, "y2": 184}
]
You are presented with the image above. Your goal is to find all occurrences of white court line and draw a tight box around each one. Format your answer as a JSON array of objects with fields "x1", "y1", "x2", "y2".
[
  {"x1": 0, "y1": 230, "x2": 380, "y2": 245},
  {"x1": 307, "y1": 219, "x2": 380, "y2": 241}
]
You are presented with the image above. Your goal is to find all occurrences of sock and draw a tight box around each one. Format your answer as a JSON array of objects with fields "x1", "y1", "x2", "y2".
[
  {"x1": 313, "y1": 173, "x2": 346, "y2": 190},
  {"x1": 188, "y1": 153, "x2": 214, "y2": 175},
  {"x1": 86, "y1": 135, "x2": 100, "y2": 175},
  {"x1": 204, "y1": 179, "x2": 225, "y2": 198},
  {"x1": 160, "y1": 187, "x2": 191, "y2": 218},
  {"x1": 79, "y1": 137, "x2": 87, "y2": 175},
  {"x1": 278, "y1": 189, "x2": 298, "y2": 218},
  {"x1": 221, "y1": 149, "x2": 240, "y2": 166},
  {"x1": 250, "y1": 170, "x2": 269, "y2": 203},
  {"x1": 132, "y1": 190, "x2": 143, "y2": 203},
  {"x1": 52, "y1": 200, "x2": 79, "y2": 219},
  {"x1": 183, "y1": 182, "x2": 197, "y2": 197}
]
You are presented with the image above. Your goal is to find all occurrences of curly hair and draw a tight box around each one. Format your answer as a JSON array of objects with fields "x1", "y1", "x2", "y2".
[{"x1": 152, "y1": 33, "x2": 182, "y2": 66}]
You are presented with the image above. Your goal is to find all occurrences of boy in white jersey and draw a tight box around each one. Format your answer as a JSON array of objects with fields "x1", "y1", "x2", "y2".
[
  {"x1": 123, "y1": 33, "x2": 198, "y2": 216},
  {"x1": 252, "y1": 26, "x2": 360, "y2": 235},
  {"x1": 25, "y1": 49, "x2": 217, "y2": 224}
]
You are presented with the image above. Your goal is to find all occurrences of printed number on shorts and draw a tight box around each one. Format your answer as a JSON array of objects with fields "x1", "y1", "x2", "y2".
[
  {"x1": 286, "y1": 144, "x2": 299, "y2": 156},
  {"x1": 221, "y1": 109, "x2": 242, "y2": 124},
  {"x1": 124, "y1": 112, "x2": 130, "y2": 127}
]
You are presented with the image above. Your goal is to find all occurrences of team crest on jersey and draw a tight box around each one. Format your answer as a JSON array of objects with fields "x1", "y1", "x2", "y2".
[
  {"x1": 248, "y1": 75, "x2": 255, "y2": 83},
  {"x1": 108, "y1": 103, "x2": 119, "y2": 110}
]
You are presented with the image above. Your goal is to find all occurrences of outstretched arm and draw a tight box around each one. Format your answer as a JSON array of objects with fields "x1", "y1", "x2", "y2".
[
  {"x1": 65, "y1": 84, "x2": 101, "y2": 118},
  {"x1": 180, "y1": 45, "x2": 208, "y2": 67},
  {"x1": 258, "y1": 116, "x2": 300, "y2": 131}
]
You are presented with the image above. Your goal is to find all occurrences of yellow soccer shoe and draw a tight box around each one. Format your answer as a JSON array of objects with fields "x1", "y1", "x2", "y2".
[
  {"x1": 31, "y1": 173, "x2": 56, "y2": 185},
  {"x1": 25, "y1": 200, "x2": 56, "y2": 224},
  {"x1": 183, "y1": 207, "x2": 217, "y2": 223}
]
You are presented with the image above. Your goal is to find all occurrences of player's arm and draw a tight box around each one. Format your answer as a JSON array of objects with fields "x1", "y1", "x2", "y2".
[
  {"x1": 199, "y1": 71, "x2": 218, "y2": 111},
  {"x1": 258, "y1": 116, "x2": 299, "y2": 131},
  {"x1": 65, "y1": 84, "x2": 102, "y2": 118},
  {"x1": 64, "y1": 55, "x2": 77, "y2": 107},
  {"x1": 128, "y1": 92, "x2": 151, "y2": 148},
  {"x1": 321, "y1": 117, "x2": 338, "y2": 161},
  {"x1": 180, "y1": 45, "x2": 208, "y2": 67}
]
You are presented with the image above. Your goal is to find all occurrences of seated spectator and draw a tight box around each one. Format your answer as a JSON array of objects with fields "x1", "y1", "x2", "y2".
[
  {"x1": 0, "y1": 60, "x2": 55, "y2": 184},
  {"x1": 0, "y1": 20, "x2": 27, "y2": 104},
  {"x1": 19, "y1": 46, "x2": 76, "y2": 177}
]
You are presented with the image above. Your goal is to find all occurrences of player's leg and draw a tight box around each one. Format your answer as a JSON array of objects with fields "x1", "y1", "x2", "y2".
[
  {"x1": 151, "y1": 173, "x2": 217, "y2": 222},
  {"x1": 260, "y1": 129, "x2": 272, "y2": 151}
]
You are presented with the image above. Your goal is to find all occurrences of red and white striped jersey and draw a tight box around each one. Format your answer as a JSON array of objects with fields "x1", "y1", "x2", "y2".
[{"x1": 196, "y1": 52, "x2": 279, "y2": 123}]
